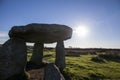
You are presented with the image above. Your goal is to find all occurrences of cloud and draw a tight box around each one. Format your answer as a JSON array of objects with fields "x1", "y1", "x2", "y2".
[
  {"x1": 0, "y1": 32, "x2": 8, "y2": 38},
  {"x1": 0, "y1": 32, "x2": 9, "y2": 44}
]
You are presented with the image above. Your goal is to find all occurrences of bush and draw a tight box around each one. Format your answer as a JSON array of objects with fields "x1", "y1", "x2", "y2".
[
  {"x1": 98, "y1": 51, "x2": 120, "y2": 62},
  {"x1": 91, "y1": 57, "x2": 105, "y2": 63}
]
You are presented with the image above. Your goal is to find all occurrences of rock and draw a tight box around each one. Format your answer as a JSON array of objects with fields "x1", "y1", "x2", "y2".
[
  {"x1": 30, "y1": 43, "x2": 44, "y2": 66},
  {"x1": 44, "y1": 63, "x2": 65, "y2": 80},
  {"x1": 0, "y1": 38, "x2": 27, "y2": 80},
  {"x1": 9, "y1": 23, "x2": 72, "y2": 43},
  {"x1": 55, "y1": 41, "x2": 66, "y2": 70}
]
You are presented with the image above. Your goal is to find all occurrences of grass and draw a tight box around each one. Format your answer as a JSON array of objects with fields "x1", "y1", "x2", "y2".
[
  {"x1": 27, "y1": 50, "x2": 120, "y2": 80},
  {"x1": 64, "y1": 55, "x2": 120, "y2": 80}
]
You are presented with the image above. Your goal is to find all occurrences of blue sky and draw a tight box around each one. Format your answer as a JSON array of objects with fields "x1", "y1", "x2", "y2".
[{"x1": 0, "y1": 0, "x2": 120, "y2": 48}]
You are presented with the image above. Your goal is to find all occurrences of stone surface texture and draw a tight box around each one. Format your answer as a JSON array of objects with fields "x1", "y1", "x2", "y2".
[
  {"x1": 30, "y1": 43, "x2": 44, "y2": 66},
  {"x1": 0, "y1": 38, "x2": 27, "y2": 80},
  {"x1": 44, "y1": 63, "x2": 65, "y2": 80},
  {"x1": 9, "y1": 23, "x2": 72, "y2": 43},
  {"x1": 55, "y1": 41, "x2": 66, "y2": 70}
]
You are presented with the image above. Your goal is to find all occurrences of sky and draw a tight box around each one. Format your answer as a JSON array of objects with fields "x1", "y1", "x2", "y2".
[{"x1": 0, "y1": 0, "x2": 120, "y2": 48}]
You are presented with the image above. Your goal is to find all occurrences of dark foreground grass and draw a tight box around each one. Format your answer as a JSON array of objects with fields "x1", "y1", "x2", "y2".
[{"x1": 27, "y1": 51, "x2": 120, "y2": 80}]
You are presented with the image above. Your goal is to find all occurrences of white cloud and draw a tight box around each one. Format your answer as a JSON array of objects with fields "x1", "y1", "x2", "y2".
[
  {"x1": 0, "y1": 32, "x2": 8, "y2": 37},
  {"x1": 0, "y1": 32, "x2": 9, "y2": 44}
]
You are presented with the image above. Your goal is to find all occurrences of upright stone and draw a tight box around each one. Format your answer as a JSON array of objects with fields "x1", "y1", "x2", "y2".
[
  {"x1": 55, "y1": 41, "x2": 65, "y2": 70},
  {"x1": 0, "y1": 38, "x2": 27, "y2": 80},
  {"x1": 30, "y1": 43, "x2": 44, "y2": 66}
]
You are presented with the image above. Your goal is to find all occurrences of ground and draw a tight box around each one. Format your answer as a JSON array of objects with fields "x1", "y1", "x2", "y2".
[
  {"x1": 27, "y1": 68, "x2": 44, "y2": 80},
  {"x1": 27, "y1": 48, "x2": 120, "y2": 80}
]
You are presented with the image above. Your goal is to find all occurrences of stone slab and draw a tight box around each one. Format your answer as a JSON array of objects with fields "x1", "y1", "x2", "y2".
[{"x1": 9, "y1": 23, "x2": 72, "y2": 43}]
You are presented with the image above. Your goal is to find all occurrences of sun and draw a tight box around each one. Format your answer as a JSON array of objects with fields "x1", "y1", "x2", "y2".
[{"x1": 74, "y1": 26, "x2": 89, "y2": 38}]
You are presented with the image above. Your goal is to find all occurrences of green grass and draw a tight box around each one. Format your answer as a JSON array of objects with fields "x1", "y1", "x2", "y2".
[
  {"x1": 64, "y1": 55, "x2": 120, "y2": 80},
  {"x1": 27, "y1": 50, "x2": 120, "y2": 80}
]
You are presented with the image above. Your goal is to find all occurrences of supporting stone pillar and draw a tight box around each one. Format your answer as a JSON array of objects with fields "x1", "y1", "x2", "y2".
[
  {"x1": 55, "y1": 41, "x2": 66, "y2": 70},
  {"x1": 0, "y1": 38, "x2": 27, "y2": 80},
  {"x1": 30, "y1": 43, "x2": 44, "y2": 66}
]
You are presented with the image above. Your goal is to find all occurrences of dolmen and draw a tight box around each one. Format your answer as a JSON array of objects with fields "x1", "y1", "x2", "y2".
[{"x1": 0, "y1": 23, "x2": 72, "y2": 80}]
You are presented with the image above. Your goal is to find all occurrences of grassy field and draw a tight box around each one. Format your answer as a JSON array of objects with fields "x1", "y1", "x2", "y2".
[{"x1": 27, "y1": 48, "x2": 120, "y2": 80}]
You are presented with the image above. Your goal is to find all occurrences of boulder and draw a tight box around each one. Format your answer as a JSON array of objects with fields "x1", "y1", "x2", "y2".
[
  {"x1": 0, "y1": 38, "x2": 27, "y2": 80},
  {"x1": 44, "y1": 63, "x2": 65, "y2": 80},
  {"x1": 9, "y1": 23, "x2": 72, "y2": 43}
]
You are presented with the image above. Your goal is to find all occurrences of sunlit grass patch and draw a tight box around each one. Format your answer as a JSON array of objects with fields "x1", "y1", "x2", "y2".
[{"x1": 27, "y1": 50, "x2": 120, "y2": 80}]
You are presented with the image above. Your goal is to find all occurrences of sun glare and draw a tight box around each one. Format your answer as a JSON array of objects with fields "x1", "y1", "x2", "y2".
[{"x1": 74, "y1": 26, "x2": 89, "y2": 38}]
